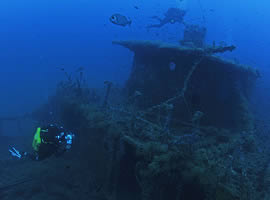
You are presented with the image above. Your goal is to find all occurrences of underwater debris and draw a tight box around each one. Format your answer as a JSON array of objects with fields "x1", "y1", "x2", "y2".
[
  {"x1": 180, "y1": 24, "x2": 207, "y2": 48},
  {"x1": 162, "y1": 103, "x2": 174, "y2": 136},
  {"x1": 58, "y1": 67, "x2": 72, "y2": 82},
  {"x1": 205, "y1": 44, "x2": 236, "y2": 54},
  {"x1": 191, "y1": 111, "x2": 204, "y2": 128},
  {"x1": 29, "y1": 68, "x2": 99, "y2": 127},
  {"x1": 128, "y1": 90, "x2": 143, "y2": 105},
  {"x1": 57, "y1": 67, "x2": 86, "y2": 91},
  {"x1": 103, "y1": 81, "x2": 113, "y2": 107},
  {"x1": 147, "y1": 7, "x2": 186, "y2": 28}
]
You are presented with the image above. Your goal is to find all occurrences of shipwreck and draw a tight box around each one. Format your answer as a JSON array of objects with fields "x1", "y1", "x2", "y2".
[{"x1": 113, "y1": 40, "x2": 259, "y2": 131}]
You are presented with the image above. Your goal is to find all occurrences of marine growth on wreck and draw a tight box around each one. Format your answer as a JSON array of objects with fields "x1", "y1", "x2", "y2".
[
  {"x1": 0, "y1": 2, "x2": 269, "y2": 200},
  {"x1": 21, "y1": 40, "x2": 268, "y2": 200}
]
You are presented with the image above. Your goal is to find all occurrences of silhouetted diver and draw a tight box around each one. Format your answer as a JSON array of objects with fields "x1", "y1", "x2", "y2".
[{"x1": 147, "y1": 8, "x2": 186, "y2": 28}]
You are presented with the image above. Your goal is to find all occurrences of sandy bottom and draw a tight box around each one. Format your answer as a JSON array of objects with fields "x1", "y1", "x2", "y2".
[{"x1": 0, "y1": 136, "x2": 110, "y2": 200}]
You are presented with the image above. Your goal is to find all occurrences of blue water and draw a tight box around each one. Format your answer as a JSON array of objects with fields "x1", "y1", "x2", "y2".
[
  {"x1": 0, "y1": 0, "x2": 269, "y2": 119},
  {"x1": 1, "y1": 2, "x2": 270, "y2": 200}
]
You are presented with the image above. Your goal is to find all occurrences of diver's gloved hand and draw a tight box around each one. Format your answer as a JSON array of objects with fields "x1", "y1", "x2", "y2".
[
  {"x1": 9, "y1": 147, "x2": 22, "y2": 159},
  {"x1": 65, "y1": 133, "x2": 75, "y2": 150}
]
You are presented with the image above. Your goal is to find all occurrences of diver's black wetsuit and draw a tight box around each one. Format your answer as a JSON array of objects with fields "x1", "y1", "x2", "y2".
[
  {"x1": 38, "y1": 125, "x2": 63, "y2": 160},
  {"x1": 26, "y1": 125, "x2": 70, "y2": 160}
]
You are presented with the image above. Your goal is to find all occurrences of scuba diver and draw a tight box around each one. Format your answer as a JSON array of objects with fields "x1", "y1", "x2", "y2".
[
  {"x1": 9, "y1": 124, "x2": 75, "y2": 161},
  {"x1": 147, "y1": 7, "x2": 186, "y2": 28}
]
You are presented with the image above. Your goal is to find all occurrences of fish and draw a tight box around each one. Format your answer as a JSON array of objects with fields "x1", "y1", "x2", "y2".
[
  {"x1": 134, "y1": 6, "x2": 139, "y2": 9},
  {"x1": 109, "y1": 14, "x2": 132, "y2": 27}
]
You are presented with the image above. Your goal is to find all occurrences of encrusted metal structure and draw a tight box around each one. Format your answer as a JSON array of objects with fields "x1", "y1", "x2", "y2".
[{"x1": 113, "y1": 40, "x2": 259, "y2": 130}]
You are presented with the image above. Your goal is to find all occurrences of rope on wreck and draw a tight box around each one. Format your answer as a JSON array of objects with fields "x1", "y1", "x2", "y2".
[
  {"x1": 108, "y1": 55, "x2": 205, "y2": 136},
  {"x1": 141, "y1": 44, "x2": 236, "y2": 115},
  {"x1": 143, "y1": 55, "x2": 205, "y2": 114}
]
